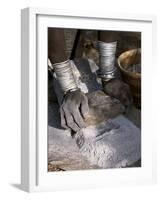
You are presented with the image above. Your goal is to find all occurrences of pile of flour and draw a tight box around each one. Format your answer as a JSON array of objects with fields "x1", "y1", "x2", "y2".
[{"x1": 75, "y1": 115, "x2": 141, "y2": 168}]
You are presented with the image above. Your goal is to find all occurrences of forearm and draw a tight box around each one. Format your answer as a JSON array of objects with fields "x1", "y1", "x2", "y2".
[
  {"x1": 48, "y1": 28, "x2": 78, "y2": 94},
  {"x1": 98, "y1": 30, "x2": 118, "y2": 43},
  {"x1": 98, "y1": 31, "x2": 132, "y2": 107},
  {"x1": 48, "y1": 28, "x2": 67, "y2": 63},
  {"x1": 97, "y1": 30, "x2": 118, "y2": 81}
]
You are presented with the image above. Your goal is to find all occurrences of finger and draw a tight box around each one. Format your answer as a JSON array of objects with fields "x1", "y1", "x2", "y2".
[
  {"x1": 63, "y1": 108, "x2": 80, "y2": 132},
  {"x1": 72, "y1": 108, "x2": 86, "y2": 128},
  {"x1": 123, "y1": 86, "x2": 133, "y2": 106},
  {"x1": 127, "y1": 88, "x2": 133, "y2": 105},
  {"x1": 60, "y1": 107, "x2": 68, "y2": 129},
  {"x1": 121, "y1": 93, "x2": 131, "y2": 108},
  {"x1": 80, "y1": 96, "x2": 89, "y2": 119},
  {"x1": 75, "y1": 132, "x2": 85, "y2": 148}
]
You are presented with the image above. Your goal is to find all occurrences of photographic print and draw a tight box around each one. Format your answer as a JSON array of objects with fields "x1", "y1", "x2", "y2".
[
  {"x1": 21, "y1": 8, "x2": 155, "y2": 191},
  {"x1": 47, "y1": 28, "x2": 141, "y2": 172}
]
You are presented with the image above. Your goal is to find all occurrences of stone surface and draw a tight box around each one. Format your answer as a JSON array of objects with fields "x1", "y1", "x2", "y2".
[
  {"x1": 85, "y1": 90, "x2": 125, "y2": 126},
  {"x1": 48, "y1": 125, "x2": 99, "y2": 171},
  {"x1": 48, "y1": 58, "x2": 141, "y2": 171},
  {"x1": 48, "y1": 96, "x2": 141, "y2": 170},
  {"x1": 78, "y1": 115, "x2": 141, "y2": 168}
]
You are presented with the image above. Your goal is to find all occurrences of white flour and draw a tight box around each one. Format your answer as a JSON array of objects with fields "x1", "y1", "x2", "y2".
[{"x1": 76, "y1": 115, "x2": 141, "y2": 168}]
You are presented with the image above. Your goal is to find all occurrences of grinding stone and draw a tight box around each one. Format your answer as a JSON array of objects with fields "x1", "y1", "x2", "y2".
[
  {"x1": 48, "y1": 58, "x2": 141, "y2": 170},
  {"x1": 76, "y1": 115, "x2": 141, "y2": 168}
]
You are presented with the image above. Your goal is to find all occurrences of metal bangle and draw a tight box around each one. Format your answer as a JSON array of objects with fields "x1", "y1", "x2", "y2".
[
  {"x1": 98, "y1": 41, "x2": 117, "y2": 80},
  {"x1": 52, "y1": 60, "x2": 78, "y2": 93}
]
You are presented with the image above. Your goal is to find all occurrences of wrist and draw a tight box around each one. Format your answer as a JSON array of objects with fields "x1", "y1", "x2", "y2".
[
  {"x1": 65, "y1": 88, "x2": 80, "y2": 96},
  {"x1": 102, "y1": 78, "x2": 115, "y2": 87},
  {"x1": 98, "y1": 40, "x2": 117, "y2": 81},
  {"x1": 97, "y1": 67, "x2": 116, "y2": 82},
  {"x1": 52, "y1": 59, "x2": 79, "y2": 94}
]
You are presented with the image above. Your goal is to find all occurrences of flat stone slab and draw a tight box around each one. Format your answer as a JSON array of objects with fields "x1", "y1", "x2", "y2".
[
  {"x1": 48, "y1": 126, "x2": 100, "y2": 171},
  {"x1": 48, "y1": 58, "x2": 141, "y2": 171},
  {"x1": 48, "y1": 98, "x2": 141, "y2": 171},
  {"x1": 77, "y1": 115, "x2": 141, "y2": 168}
]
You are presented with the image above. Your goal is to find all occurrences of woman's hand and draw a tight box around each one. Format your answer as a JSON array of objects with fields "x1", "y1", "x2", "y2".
[
  {"x1": 102, "y1": 79, "x2": 133, "y2": 108},
  {"x1": 60, "y1": 89, "x2": 89, "y2": 132}
]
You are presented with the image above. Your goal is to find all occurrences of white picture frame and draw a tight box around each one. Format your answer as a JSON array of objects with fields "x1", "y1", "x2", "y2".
[{"x1": 21, "y1": 7, "x2": 157, "y2": 192}]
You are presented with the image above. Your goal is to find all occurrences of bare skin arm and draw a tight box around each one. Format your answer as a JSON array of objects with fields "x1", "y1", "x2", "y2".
[
  {"x1": 48, "y1": 28, "x2": 89, "y2": 132},
  {"x1": 48, "y1": 28, "x2": 67, "y2": 63},
  {"x1": 98, "y1": 30, "x2": 133, "y2": 107},
  {"x1": 98, "y1": 30, "x2": 118, "y2": 42}
]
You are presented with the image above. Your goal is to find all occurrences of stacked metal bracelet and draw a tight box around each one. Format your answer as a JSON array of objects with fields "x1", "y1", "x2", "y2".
[
  {"x1": 52, "y1": 60, "x2": 78, "y2": 94},
  {"x1": 97, "y1": 41, "x2": 117, "y2": 81}
]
